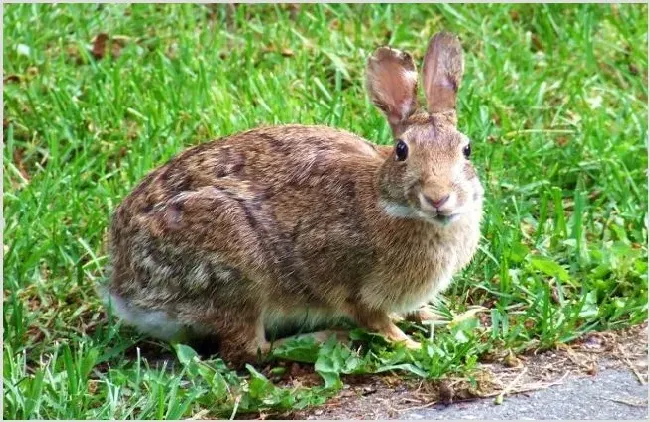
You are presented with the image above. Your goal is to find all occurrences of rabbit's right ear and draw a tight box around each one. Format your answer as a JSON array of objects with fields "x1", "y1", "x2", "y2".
[{"x1": 366, "y1": 47, "x2": 418, "y2": 134}]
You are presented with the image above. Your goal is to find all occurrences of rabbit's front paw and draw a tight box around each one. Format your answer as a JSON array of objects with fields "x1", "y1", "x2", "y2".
[{"x1": 404, "y1": 338, "x2": 421, "y2": 350}]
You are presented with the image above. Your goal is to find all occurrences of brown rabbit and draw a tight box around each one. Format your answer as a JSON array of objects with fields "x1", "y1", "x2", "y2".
[{"x1": 104, "y1": 32, "x2": 483, "y2": 363}]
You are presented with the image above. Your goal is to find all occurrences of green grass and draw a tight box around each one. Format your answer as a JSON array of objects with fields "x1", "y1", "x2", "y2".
[{"x1": 3, "y1": 3, "x2": 648, "y2": 419}]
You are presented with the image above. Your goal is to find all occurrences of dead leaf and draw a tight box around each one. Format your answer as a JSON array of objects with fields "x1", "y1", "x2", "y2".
[
  {"x1": 585, "y1": 363, "x2": 598, "y2": 375},
  {"x1": 281, "y1": 48, "x2": 294, "y2": 57},
  {"x1": 504, "y1": 350, "x2": 523, "y2": 368},
  {"x1": 166, "y1": 42, "x2": 178, "y2": 60},
  {"x1": 92, "y1": 33, "x2": 109, "y2": 59},
  {"x1": 110, "y1": 41, "x2": 123, "y2": 58},
  {"x1": 91, "y1": 33, "x2": 126, "y2": 60},
  {"x1": 4, "y1": 74, "x2": 21, "y2": 84},
  {"x1": 587, "y1": 190, "x2": 601, "y2": 201},
  {"x1": 12, "y1": 148, "x2": 30, "y2": 181},
  {"x1": 520, "y1": 220, "x2": 535, "y2": 237},
  {"x1": 287, "y1": 3, "x2": 301, "y2": 20},
  {"x1": 87, "y1": 379, "x2": 99, "y2": 394},
  {"x1": 65, "y1": 44, "x2": 83, "y2": 64},
  {"x1": 555, "y1": 136, "x2": 569, "y2": 147},
  {"x1": 111, "y1": 35, "x2": 130, "y2": 46},
  {"x1": 205, "y1": 3, "x2": 219, "y2": 20},
  {"x1": 125, "y1": 119, "x2": 139, "y2": 140},
  {"x1": 549, "y1": 280, "x2": 560, "y2": 304},
  {"x1": 531, "y1": 33, "x2": 543, "y2": 52}
]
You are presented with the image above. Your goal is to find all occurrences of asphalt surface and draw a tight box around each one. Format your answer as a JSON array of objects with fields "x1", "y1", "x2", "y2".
[{"x1": 401, "y1": 368, "x2": 648, "y2": 420}]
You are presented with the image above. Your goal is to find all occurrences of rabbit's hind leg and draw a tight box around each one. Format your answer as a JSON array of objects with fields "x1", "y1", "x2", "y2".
[
  {"x1": 214, "y1": 314, "x2": 272, "y2": 365},
  {"x1": 218, "y1": 317, "x2": 348, "y2": 363}
]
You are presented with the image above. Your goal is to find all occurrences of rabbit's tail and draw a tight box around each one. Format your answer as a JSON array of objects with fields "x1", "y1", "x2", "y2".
[{"x1": 99, "y1": 284, "x2": 187, "y2": 342}]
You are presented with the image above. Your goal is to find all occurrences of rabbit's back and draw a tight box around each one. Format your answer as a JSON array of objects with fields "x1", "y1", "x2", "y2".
[
  {"x1": 108, "y1": 125, "x2": 387, "y2": 317},
  {"x1": 117, "y1": 125, "x2": 383, "y2": 210}
]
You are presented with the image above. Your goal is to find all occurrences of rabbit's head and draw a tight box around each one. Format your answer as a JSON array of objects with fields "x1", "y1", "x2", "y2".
[{"x1": 367, "y1": 32, "x2": 483, "y2": 226}]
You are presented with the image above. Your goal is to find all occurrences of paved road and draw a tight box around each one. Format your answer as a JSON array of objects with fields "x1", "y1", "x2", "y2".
[{"x1": 402, "y1": 368, "x2": 648, "y2": 420}]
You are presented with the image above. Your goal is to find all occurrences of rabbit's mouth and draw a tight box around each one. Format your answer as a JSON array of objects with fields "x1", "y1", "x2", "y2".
[
  {"x1": 432, "y1": 212, "x2": 460, "y2": 226},
  {"x1": 379, "y1": 199, "x2": 462, "y2": 226}
]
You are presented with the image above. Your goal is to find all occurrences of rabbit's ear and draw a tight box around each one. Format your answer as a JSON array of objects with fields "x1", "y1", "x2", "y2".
[
  {"x1": 422, "y1": 32, "x2": 464, "y2": 116},
  {"x1": 366, "y1": 47, "x2": 418, "y2": 134}
]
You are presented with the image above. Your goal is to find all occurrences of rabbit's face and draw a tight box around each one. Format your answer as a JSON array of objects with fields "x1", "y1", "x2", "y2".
[
  {"x1": 367, "y1": 32, "x2": 480, "y2": 226},
  {"x1": 379, "y1": 113, "x2": 483, "y2": 225}
]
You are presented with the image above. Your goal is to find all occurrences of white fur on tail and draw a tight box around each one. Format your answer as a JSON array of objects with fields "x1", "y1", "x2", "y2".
[{"x1": 99, "y1": 284, "x2": 185, "y2": 341}]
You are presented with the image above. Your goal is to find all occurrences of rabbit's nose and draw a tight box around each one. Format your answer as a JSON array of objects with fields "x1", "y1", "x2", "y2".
[{"x1": 424, "y1": 194, "x2": 450, "y2": 210}]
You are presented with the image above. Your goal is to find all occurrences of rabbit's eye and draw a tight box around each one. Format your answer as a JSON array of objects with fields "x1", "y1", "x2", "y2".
[
  {"x1": 395, "y1": 140, "x2": 408, "y2": 161},
  {"x1": 462, "y1": 144, "x2": 471, "y2": 158}
]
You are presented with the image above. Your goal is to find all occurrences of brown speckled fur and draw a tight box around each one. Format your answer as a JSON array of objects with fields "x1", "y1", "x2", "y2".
[{"x1": 105, "y1": 32, "x2": 484, "y2": 363}]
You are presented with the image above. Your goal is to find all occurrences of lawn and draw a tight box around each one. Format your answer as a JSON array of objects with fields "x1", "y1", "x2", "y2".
[{"x1": 3, "y1": 3, "x2": 648, "y2": 419}]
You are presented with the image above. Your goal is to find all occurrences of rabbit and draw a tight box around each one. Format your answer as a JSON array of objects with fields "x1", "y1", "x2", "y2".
[{"x1": 104, "y1": 31, "x2": 484, "y2": 364}]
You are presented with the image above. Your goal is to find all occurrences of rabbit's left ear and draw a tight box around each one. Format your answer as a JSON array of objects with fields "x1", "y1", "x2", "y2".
[
  {"x1": 366, "y1": 47, "x2": 418, "y2": 134},
  {"x1": 422, "y1": 32, "x2": 464, "y2": 117}
]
